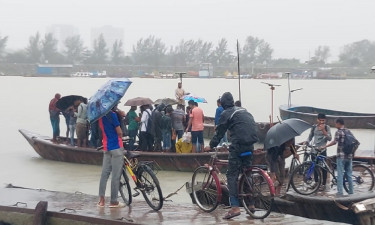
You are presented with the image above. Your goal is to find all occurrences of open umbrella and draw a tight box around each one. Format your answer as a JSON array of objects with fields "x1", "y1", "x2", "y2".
[
  {"x1": 56, "y1": 95, "x2": 84, "y2": 111},
  {"x1": 264, "y1": 118, "x2": 312, "y2": 150},
  {"x1": 87, "y1": 78, "x2": 132, "y2": 123},
  {"x1": 154, "y1": 98, "x2": 179, "y2": 105},
  {"x1": 183, "y1": 94, "x2": 207, "y2": 103},
  {"x1": 124, "y1": 97, "x2": 153, "y2": 106}
]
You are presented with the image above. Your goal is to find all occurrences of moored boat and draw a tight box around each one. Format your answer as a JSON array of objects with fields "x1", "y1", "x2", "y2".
[
  {"x1": 203, "y1": 116, "x2": 272, "y2": 142},
  {"x1": 19, "y1": 129, "x2": 266, "y2": 172},
  {"x1": 279, "y1": 105, "x2": 375, "y2": 129}
]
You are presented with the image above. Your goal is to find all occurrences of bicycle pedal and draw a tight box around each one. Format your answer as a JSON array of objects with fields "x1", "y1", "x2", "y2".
[{"x1": 132, "y1": 192, "x2": 140, "y2": 197}]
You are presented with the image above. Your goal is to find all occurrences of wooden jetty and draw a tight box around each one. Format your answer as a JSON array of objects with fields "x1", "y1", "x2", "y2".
[{"x1": 0, "y1": 185, "x2": 347, "y2": 225}]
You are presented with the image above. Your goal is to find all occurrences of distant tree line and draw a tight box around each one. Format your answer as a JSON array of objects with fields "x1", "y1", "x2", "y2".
[{"x1": 0, "y1": 32, "x2": 375, "y2": 69}]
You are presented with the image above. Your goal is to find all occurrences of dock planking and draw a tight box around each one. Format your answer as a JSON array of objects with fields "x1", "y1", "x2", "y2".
[{"x1": 0, "y1": 185, "x2": 347, "y2": 225}]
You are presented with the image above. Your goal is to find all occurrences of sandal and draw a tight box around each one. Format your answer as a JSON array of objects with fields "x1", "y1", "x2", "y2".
[
  {"x1": 97, "y1": 202, "x2": 104, "y2": 208},
  {"x1": 223, "y1": 210, "x2": 241, "y2": 219},
  {"x1": 109, "y1": 202, "x2": 125, "y2": 208}
]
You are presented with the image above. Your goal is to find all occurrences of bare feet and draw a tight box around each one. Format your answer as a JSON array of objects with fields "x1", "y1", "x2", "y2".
[{"x1": 97, "y1": 196, "x2": 105, "y2": 207}]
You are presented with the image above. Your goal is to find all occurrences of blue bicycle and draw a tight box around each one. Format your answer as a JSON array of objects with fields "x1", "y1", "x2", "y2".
[{"x1": 290, "y1": 147, "x2": 374, "y2": 195}]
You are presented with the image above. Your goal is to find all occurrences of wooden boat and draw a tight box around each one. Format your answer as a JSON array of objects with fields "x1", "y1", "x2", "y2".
[
  {"x1": 19, "y1": 129, "x2": 266, "y2": 172},
  {"x1": 203, "y1": 116, "x2": 272, "y2": 142},
  {"x1": 279, "y1": 105, "x2": 375, "y2": 129}
]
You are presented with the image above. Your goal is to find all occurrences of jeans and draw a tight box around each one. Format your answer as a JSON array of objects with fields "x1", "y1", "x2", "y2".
[
  {"x1": 227, "y1": 145, "x2": 253, "y2": 207},
  {"x1": 337, "y1": 157, "x2": 353, "y2": 195},
  {"x1": 162, "y1": 130, "x2": 171, "y2": 150},
  {"x1": 99, "y1": 148, "x2": 124, "y2": 203},
  {"x1": 140, "y1": 132, "x2": 153, "y2": 151},
  {"x1": 128, "y1": 129, "x2": 138, "y2": 150},
  {"x1": 176, "y1": 130, "x2": 184, "y2": 140},
  {"x1": 69, "y1": 124, "x2": 76, "y2": 146},
  {"x1": 50, "y1": 117, "x2": 60, "y2": 137}
]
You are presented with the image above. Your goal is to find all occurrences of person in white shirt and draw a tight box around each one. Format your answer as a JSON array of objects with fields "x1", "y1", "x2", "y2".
[{"x1": 140, "y1": 104, "x2": 154, "y2": 151}]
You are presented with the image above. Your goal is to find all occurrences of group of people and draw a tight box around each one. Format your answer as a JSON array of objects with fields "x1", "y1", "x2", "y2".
[
  {"x1": 49, "y1": 94, "x2": 91, "y2": 147},
  {"x1": 266, "y1": 113, "x2": 357, "y2": 197}
]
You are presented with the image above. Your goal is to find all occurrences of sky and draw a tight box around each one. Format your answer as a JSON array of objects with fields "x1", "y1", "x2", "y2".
[{"x1": 1, "y1": 0, "x2": 374, "y2": 62}]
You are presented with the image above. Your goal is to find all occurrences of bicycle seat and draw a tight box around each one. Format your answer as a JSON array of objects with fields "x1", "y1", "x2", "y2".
[
  {"x1": 253, "y1": 164, "x2": 268, "y2": 170},
  {"x1": 125, "y1": 151, "x2": 140, "y2": 159},
  {"x1": 240, "y1": 151, "x2": 252, "y2": 157}
]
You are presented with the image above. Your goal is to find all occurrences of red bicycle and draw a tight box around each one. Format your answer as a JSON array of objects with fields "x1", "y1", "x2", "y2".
[{"x1": 191, "y1": 147, "x2": 275, "y2": 219}]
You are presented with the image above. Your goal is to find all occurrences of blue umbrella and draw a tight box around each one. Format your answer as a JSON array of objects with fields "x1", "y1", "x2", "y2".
[
  {"x1": 87, "y1": 78, "x2": 132, "y2": 123},
  {"x1": 183, "y1": 94, "x2": 207, "y2": 103}
]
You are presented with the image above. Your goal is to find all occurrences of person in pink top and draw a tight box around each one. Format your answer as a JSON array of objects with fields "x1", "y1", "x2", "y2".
[{"x1": 185, "y1": 100, "x2": 204, "y2": 153}]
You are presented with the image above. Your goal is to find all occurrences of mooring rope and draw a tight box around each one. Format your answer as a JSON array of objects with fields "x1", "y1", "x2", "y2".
[{"x1": 163, "y1": 183, "x2": 186, "y2": 201}]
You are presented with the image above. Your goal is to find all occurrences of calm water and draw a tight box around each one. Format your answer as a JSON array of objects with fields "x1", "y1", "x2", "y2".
[{"x1": 1, "y1": 76, "x2": 375, "y2": 203}]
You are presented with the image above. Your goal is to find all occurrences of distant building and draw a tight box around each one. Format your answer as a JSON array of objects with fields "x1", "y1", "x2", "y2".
[
  {"x1": 46, "y1": 25, "x2": 80, "y2": 51},
  {"x1": 90, "y1": 25, "x2": 124, "y2": 50}
]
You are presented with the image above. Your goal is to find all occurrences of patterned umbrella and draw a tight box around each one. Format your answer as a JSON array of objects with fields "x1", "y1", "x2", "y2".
[
  {"x1": 124, "y1": 97, "x2": 153, "y2": 106},
  {"x1": 87, "y1": 78, "x2": 132, "y2": 123},
  {"x1": 183, "y1": 94, "x2": 207, "y2": 103}
]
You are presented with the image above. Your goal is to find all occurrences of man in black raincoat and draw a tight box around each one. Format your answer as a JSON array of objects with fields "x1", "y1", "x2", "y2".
[{"x1": 205, "y1": 92, "x2": 258, "y2": 219}]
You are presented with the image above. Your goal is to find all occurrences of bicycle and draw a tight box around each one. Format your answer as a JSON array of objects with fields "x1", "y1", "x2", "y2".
[
  {"x1": 119, "y1": 152, "x2": 163, "y2": 211},
  {"x1": 285, "y1": 144, "x2": 310, "y2": 192},
  {"x1": 290, "y1": 146, "x2": 375, "y2": 195},
  {"x1": 191, "y1": 147, "x2": 275, "y2": 219}
]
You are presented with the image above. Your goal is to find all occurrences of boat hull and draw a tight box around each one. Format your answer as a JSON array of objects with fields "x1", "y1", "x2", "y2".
[
  {"x1": 279, "y1": 105, "x2": 375, "y2": 129},
  {"x1": 19, "y1": 129, "x2": 266, "y2": 172}
]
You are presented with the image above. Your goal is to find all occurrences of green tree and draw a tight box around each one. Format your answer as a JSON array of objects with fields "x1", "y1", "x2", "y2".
[
  {"x1": 87, "y1": 34, "x2": 108, "y2": 64},
  {"x1": 194, "y1": 39, "x2": 214, "y2": 64},
  {"x1": 64, "y1": 35, "x2": 85, "y2": 64},
  {"x1": 169, "y1": 39, "x2": 197, "y2": 66},
  {"x1": 42, "y1": 33, "x2": 60, "y2": 63},
  {"x1": 26, "y1": 32, "x2": 42, "y2": 63},
  {"x1": 212, "y1": 38, "x2": 234, "y2": 66},
  {"x1": 111, "y1": 40, "x2": 124, "y2": 64},
  {"x1": 310, "y1": 45, "x2": 330, "y2": 65},
  {"x1": 0, "y1": 35, "x2": 8, "y2": 60},
  {"x1": 241, "y1": 36, "x2": 273, "y2": 65},
  {"x1": 132, "y1": 35, "x2": 166, "y2": 67},
  {"x1": 339, "y1": 39, "x2": 375, "y2": 66}
]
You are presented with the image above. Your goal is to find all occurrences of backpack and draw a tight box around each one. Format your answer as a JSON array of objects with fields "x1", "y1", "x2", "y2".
[
  {"x1": 145, "y1": 110, "x2": 153, "y2": 134},
  {"x1": 342, "y1": 129, "x2": 360, "y2": 155}
]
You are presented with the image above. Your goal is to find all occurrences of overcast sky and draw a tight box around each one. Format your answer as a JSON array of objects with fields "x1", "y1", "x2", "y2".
[{"x1": 1, "y1": 0, "x2": 374, "y2": 62}]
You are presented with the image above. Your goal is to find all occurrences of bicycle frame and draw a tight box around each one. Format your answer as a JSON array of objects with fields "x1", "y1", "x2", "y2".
[{"x1": 203, "y1": 149, "x2": 275, "y2": 203}]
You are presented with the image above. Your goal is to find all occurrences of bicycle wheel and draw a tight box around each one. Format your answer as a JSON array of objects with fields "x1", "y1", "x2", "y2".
[
  {"x1": 286, "y1": 158, "x2": 299, "y2": 192},
  {"x1": 119, "y1": 168, "x2": 132, "y2": 205},
  {"x1": 343, "y1": 164, "x2": 375, "y2": 193},
  {"x1": 291, "y1": 162, "x2": 321, "y2": 195},
  {"x1": 239, "y1": 170, "x2": 274, "y2": 219},
  {"x1": 137, "y1": 165, "x2": 163, "y2": 211},
  {"x1": 191, "y1": 166, "x2": 221, "y2": 212}
]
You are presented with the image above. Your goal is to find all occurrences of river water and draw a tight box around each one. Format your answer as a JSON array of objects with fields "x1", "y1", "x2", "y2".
[{"x1": 1, "y1": 76, "x2": 375, "y2": 204}]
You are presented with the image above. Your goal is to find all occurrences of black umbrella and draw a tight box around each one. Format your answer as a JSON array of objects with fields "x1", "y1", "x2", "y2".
[
  {"x1": 56, "y1": 95, "x2": 84, "y2": 111},
  {"x1": 264, "y1": 118, "x2": 312, "y2": 150}
]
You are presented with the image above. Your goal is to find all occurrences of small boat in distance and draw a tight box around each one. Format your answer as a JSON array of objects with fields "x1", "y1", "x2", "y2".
[{"x1": 279, "y1": 105, "x2": 375, "y2": 129}]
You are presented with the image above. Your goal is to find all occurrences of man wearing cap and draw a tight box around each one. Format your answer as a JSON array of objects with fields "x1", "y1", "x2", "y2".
[{"x1": 175, "y1": 82, "x2": 186, "y2": 106}]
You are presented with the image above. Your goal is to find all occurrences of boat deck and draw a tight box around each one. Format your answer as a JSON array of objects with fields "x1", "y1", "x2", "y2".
[{"x1": 0, "y1": 185, "x2": 346, "y2": 225}]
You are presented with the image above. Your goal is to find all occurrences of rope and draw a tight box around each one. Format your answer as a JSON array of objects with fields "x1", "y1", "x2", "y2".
[{"x1": 163, "y1": 183, "x2": 186, "y2": 201}]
